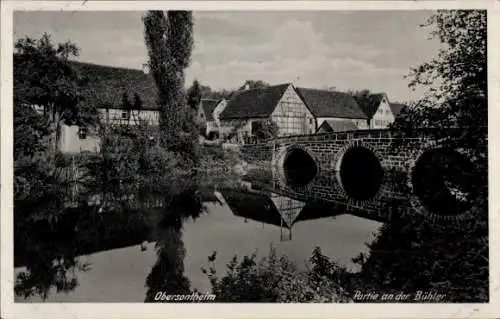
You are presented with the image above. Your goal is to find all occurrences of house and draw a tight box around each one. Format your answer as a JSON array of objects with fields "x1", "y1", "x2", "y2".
[
  {"x1": 198, "y1": 98, "x2": 227, "y2": 139},
  {"x1": 355, "y1": 93, "x2": 407, "y2": 129},
  {"x1": 74, "y1": 61, "x2": 160, "y2": 126},
  {"x1": 63, "y1": 61, "x2": 161, "y2": 153},
  {"x1": 219, "y1": 83, "x2": 316, "y2": 143},
  {"x1": 219, "y1": 84, "x2": 371, "y2": 143},
  {"x1": 294, "y1": 88, "x2": 369, "y2": 132},
  {"x1": 14, "y1": 55, "x2": 162, "y2": 153}
]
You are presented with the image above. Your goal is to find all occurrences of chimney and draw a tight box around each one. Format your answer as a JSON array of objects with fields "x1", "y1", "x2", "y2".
[{"x1": 142, "y1": 63, "x2": 150, "y2": 74}]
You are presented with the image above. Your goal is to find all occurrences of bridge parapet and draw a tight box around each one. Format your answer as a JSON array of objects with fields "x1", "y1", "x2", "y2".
[{"x1": 267, "y1": 127, "x2": 466, "y2": 144}]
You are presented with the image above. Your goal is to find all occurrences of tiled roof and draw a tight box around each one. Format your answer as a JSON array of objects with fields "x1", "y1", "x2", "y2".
[
  {"x1": 219, "y1": 83, "x2": 290, "y2": 120},
  {"x1": 389, "y1": 103, "x2": 407, "y2": 117},
  {"x1": 296, "y1": 88, "x2": 368, "y2": 119},
  {"x1": 318, "y1": 120, "x2": 359, "y2": 132},
  {"x1": 201, "y1": 99, "x2": 221, "y2": 121},
  {"x1": 70, "y1": 61, "x2": 159, "y2": 110},
  {"x1": 14, "y1": 54, "x2": 159, "y2": 111},
  {"x1": 355, "y1": 93, "x2": 385, "y2": 119}
]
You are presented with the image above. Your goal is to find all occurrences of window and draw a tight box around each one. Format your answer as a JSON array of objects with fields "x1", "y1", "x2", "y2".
[
  {"x1": 121, "y1": 111, "x2": 128, "y2": 119},
  {"x1": 309, "y1": 118, "x2": 313, "y2": 125},
  {"x1": 78, "y1": 127, "x2": 87, "y2": 140}
]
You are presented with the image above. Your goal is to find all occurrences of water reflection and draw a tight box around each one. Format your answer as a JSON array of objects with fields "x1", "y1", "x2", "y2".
[
  {"x1": 144, "y1": 186, "x2": 206, "y2": 302},
  {"x1": 220, "y1": 182, "x2": 351, "y2": 241},
  {"x1": 14, "y1": 168, "x2": 488, "y2": 302}
]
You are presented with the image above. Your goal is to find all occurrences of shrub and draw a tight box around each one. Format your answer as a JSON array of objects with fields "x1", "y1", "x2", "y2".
[{"x1": 202, "y1": 246, "x2": 351, "y2": 302}]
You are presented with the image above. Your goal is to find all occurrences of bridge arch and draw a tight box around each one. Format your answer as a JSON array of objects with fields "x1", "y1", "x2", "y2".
[
  {"x1": 407, "y1": 142, "x2": 480, "y2": 221},
  {"x1": 333, "y1": 140, "x2": 386, "y2": 203},
  {"x1": 276, "y1": 144, "x2": 319, "y2": 188}
]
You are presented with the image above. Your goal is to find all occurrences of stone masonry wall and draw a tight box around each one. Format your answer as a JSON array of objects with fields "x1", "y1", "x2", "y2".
[
  {"x1": 264, "y1": 131, "x2": 444, "y2": 222},
  {"x1": 240, "y1": 142, "x2": 273, "y2": 166}
]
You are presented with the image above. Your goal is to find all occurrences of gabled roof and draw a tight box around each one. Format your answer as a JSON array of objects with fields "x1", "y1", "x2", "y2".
[
  {"x1": 221, "y1": 189, "x2": 290, "y2": 228},
  {"x1": 219, "y1": 83, "x2": 290, "y2": 120},
  {"x1": 389, "y1": 103, "x2": 407, "y2": 117},
  {"x1": 71, "y1": 61, "x2": 159, "y2": 110},
  {"x1": 200, "y1": 99, "x2": 222, "y2": 121},
  {"x1": 318, "y1": 119, "x2": 359, "y2": 133},
  {"x1": 355, "y1": 93, "x2": 386, "y2": 119},
  {"x1": 296, "y1": 88, "x2": 368, "y2": 119},
  {"x1": 14, "y1": 54, "x2": 159, "y2": 111}
]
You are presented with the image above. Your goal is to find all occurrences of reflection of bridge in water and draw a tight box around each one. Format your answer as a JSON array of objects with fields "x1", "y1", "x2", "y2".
[
  {"x1": 219, "y1": 179, "x2": 391, "y2": 241},
  {"x1": 241, "y1": 129, "x2": 482, "y2": 222}
]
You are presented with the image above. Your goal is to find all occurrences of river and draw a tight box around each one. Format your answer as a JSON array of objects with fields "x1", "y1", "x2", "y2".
[
  {"x1": 14, "y1": 177, "x2": 383, "y2": 302},
  {"x1": 13, "y1": 159, "x2": 488, "y2": 303}
]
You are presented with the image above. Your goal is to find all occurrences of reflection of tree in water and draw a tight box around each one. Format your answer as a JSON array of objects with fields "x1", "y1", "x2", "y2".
[
  {"x1": 14, "y1": 199, "x2": 156, "y2": 301},
  {"x1": 144, "y1": 184, "x2": 206, "y2": 302},
  {"x1": 15, "y1": 203, "x2": 88, "y2": 301},
  {"x1": 14, "y1": 165, "x2": 216, "y2": 302}
]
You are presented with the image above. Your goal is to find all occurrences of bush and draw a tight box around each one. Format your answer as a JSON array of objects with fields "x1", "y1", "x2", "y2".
[{"x1": 202, "y1": 247, "x2": 351, "y2": 302}]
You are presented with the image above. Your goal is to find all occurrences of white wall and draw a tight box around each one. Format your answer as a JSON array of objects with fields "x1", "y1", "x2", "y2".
[
  {"x1": 206, "y1": 121, "x2": 218, "y2": 135},
  {"x1": 60, "y1": 107, "x2": 162, "y2": 154},
  {"x1": 100, "y1": 108, "x2": 160, "y2": 126},
  {"x1": 370, "y1": 96, "x2": 395, "y2": 129},
  {"x1": 201, "y1": 100, "x2": 228, "y2": 137},
  {"x1": 59, "y1": 125, "x2": 100, "y2": 154},
  {"x1": 213, "y1": 100, "x2": 227, "y2": 129}
]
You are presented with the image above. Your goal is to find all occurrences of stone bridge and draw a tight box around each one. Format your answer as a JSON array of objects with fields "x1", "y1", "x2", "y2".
[{"x1": 241, "y1": 129, "x2": 482, "y2": 222}]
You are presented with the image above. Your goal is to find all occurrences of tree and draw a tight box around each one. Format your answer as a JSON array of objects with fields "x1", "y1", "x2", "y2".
[
  {"x1": 133, "y1": 92, "x2": 143, "y2": 123},
  {"x1": 394, "y1": 10, "x2": 487, "y2": 149},
  {"x1": 13, "y1": 104, "x2": 54, "y2": 203},
  {"x1": 121, "y1": 91, "x2": 133, "y2": 125},
  {"x1": 361, "y1": 10, "x2": 489, "y2": 302},
  {"x1": 238, "y1": 80, "x2": 270, "y2": 91},
  {"x1": 252, "y1": 120, "x2": 279, "y2": 140},
  {"x1": 133, "y1": 92, "x2": 143, "y2": 110},
  {"x1": 349, "y1": 210, "x2": 489, "y2": 302},
  {"x1": 14, "y1": 33, "x2": 98, "y2": 153},
  {"x1": 197, "y1": 80, "x2": 270, "y2": 101},
  {"x1": 185, "y1": 80, "x2": 204, "y2": 136},
  {"x1": 187, "y1": 79, "x2": 202, "y2": 110},
  {"x1": 393, "y1": 10, "x2": 488, "y2": 209},
  {"x1": 348, "y1": 89, "x2": 383, "y2": 120},
  {"x1": 13, "y1": 38, "x2": 99, "y2": 298},
  {"x1": 142, "y1": 11, "x2": 194, "y2": 147}
]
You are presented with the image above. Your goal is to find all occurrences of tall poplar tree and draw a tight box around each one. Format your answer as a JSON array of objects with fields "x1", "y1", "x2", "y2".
[{"x1": 142, "y1": 11, "x2": 194, "y2": 148}]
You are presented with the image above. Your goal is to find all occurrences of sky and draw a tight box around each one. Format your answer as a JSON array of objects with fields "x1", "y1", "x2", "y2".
[{"x1": 13, "y1": 10, "x2": 443, "y2": 102}]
